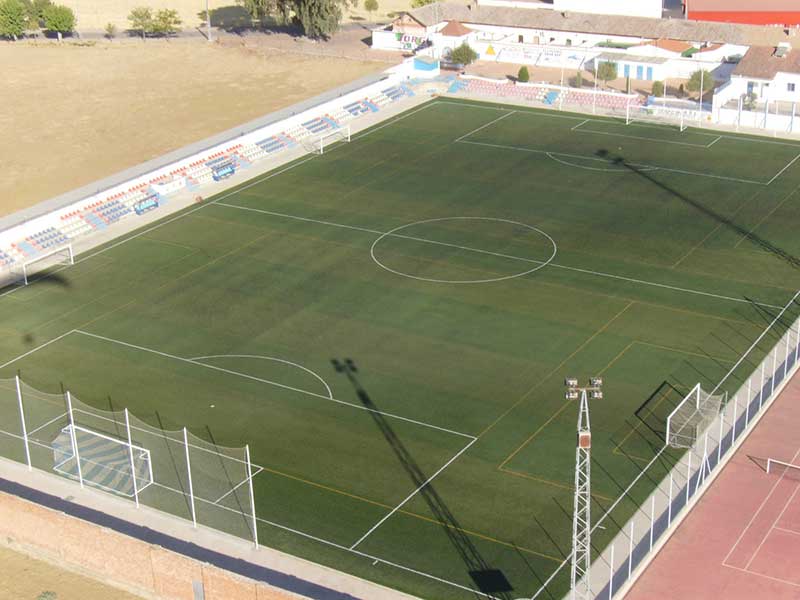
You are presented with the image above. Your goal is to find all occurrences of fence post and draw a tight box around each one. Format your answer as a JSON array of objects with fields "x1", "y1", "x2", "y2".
[
  {"x1": 15, "y1": 376, "x2": 31, "y2": 471},
  {"x1": 685, "y1": 452, "x2": 692, "y2": 503},
  {"x1": 733, "y1": 391, "x2": 739, "y2": 441},
  {"x1": 124, "y1": 408, "x2": 139, "y2": 508},
  {"x1": 649, "y1": 496, "x2": 655, "y2": 551},
  {"x1": 183, "y1": 427, "x2": 197, "y2": 528},
  {"x1": 771, "y1": 345, "x2": 778, "y2": 396},
  {"x1": 65, "y1": 391, "x2": 84, "y2": 489},
  {"x1": 608, "y1": 544, "x2": 615, "y2": 600},
  {"x1": 667, "y1": 474, "x2": 673, "y2": 526},
  {"x1": 795, "y1": 319, "x2": 800, "y2": 364},
  {"x1": 628, "y1": 520, "x2": 634, "y2": 578},
  {"x1": 744, "y1": 377, "x2": 751, "y2": 429},
  {"x1": 717, "y1": 403, "x2": 725, "y2": 463},
  {"x1": 246, "y1": 444, "x2": 259, "y2": 549},
  {"x1": 760, "y1": 361, "x2": 766, "y2": 410}
]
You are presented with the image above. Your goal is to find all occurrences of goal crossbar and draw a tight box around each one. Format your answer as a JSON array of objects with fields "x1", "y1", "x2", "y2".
[
  {"x1": 15, "y1": 244, "x2": 74, "y2": 285},
  {"x1": 666, "y1": 383, "x2": 727, "y2": 448},
  {"x1": 313, "y1": 125, "x2": 351, "y2": 154}
]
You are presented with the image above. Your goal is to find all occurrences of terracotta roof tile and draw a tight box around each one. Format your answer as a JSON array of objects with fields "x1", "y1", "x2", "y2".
[
  {"x1": 644, "y1": 38, "x2": 694, "y2": 53},
  {"x1": 440, "y1": 20, "x2": 472, "y2": 37},
  {"x1": 733, "y1": 45, "x2": 800, "y2": 78}
]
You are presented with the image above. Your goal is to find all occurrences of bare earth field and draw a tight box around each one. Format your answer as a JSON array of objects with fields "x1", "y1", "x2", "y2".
[
  {"x1": 0, "y1": 544, "x2": 144, "y2": 600},
  {"x1": 0, "y1": 39, "x2": 388, "y2": 216}
]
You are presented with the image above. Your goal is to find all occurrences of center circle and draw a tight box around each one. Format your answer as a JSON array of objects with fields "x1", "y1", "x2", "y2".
[{"x1": 370, "y1": 217, "x2": 557, "y2": 284}]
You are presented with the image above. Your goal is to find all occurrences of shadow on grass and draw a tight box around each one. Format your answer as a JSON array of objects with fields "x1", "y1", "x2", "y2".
[{"x1": 331, "y1": 357, "x2": 515, "y2": 598}]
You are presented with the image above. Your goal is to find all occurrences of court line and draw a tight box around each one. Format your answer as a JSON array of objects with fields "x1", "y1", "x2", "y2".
[
  {"x1": 215, "y1": 201, "x2": 782, "y2": 310},
  {"x1": 454, "y1": 110, "x2": 515, "y2": 143},
  {"x1": 722, "y1": 563, "x2": 800, "y2": 589},
  {"x1": 707, "y1": 135, "x2": 722, "y2": 148},
  {"x1": 571, "y1": 119, "x2": 589, "y2": 131},
  {"x1": 572, "y1": 127, "x2": 713, "y2": 148},
  {"x1": 744, "y1": 477, "x2": 800, "y2": 570},
  {"x1": 349, "y1": 436, "x2": 478, "y2": 550},
  {"x1": 0, "y1": 329, "x2": 76, "y2": 370},
  {"x1": 72, "y1": 329, "x2": 475, "y2": 440},
  {"x1": 774, "y1": 526, "x2": 800, "y2": 536},
  {"x1": 722, "y1": 444, "x2": 800, "y2": 566},
  {"x1": 457, "y1": 139, "x2": 767, "y2": 186},
  {"x1": 733, "y1": 181, "x2": 800, "y2": 249}
]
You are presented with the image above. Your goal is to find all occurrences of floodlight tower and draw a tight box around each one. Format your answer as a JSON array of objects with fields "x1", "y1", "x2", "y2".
[{"x1": 566, "y1": 377, "x2": 603, "y2": 600}]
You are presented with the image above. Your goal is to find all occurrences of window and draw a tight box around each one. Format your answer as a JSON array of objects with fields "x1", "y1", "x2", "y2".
[
  {"x1": 518, "y1": 35, "x2": 524, "y2": 43},
  {"x1": 566, "y1": 39, "x2": 572, "y2": 46},
  {"x1": 789, "y1": 82, "x2": 797, "y2": 92}
]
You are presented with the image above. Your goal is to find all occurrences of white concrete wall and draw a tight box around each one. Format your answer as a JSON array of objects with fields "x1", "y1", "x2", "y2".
[{"x1": 554, "y1": 0, "x2": 662, "y2": 19}]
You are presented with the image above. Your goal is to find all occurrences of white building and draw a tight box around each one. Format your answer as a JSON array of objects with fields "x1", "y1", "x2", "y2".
[
  {"x1": 714, "y1": 44, "x2": 800, "y2": 106},
  {"x1": 477, "y1": 0, "x2": 663, "y2": 19}
]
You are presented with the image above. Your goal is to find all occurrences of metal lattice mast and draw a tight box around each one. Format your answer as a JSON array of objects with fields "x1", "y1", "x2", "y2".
[{"x1": 566, "y1": 378, "x2": 603, "y2": 600}]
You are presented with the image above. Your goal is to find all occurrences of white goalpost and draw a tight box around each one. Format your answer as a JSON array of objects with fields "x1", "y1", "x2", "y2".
[
  {"x1": 12, "y1": 244, "x2": 74, "y2": 285},
  {"x1": 308, "y1": 125, "x2": 351, "y2": 155},
  {"x1": 626, "y1": 104, "x2": 689, "y2": 132},
  {"x1": 666, "y1": 383, "x2": 727, "y2": 448}
]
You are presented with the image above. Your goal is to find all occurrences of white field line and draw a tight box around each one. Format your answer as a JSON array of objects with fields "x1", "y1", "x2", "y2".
[
  {"x1": 215, "y1": 201, "x2": 783, "y2": 310},
  {"x1": 439, "y1": 98, "x2": 800, "y2": 149},
  {"x1": 72, "y1": 329, "x2": 476, "y2": 440},
  {"x1": 456, "y1": 139, "x2": 768, "y2": 186},
  {"x1": 349, "y1": 436, "x2": 479, "y2": 550},
  {"x1": 707, "y1": 135, "x2": 722, "y2": 148},
  {"x1": 351, "y1": 101, "x2": 439, "y2": 142},
  {"x1": 0, "y1": 329, "x2": 77, "y2": 369},
  {"x1": 190, "y1": 354, "x2": 333, "y2": 399},
  {"x1": 27, "y1": 413, "x2": 69, "y2": 438},
  {"x1": 545, "y1": 152, "x2": 657, "y2": 173},
  {"x1": 454, "y1": 110, "x2": 515, "y2": 143},
  {"x1": 722, "y1": 563, "x2": 800, "y2": 589},
  {"x1": 571, "y1": 119, "x2": 589, "y2": 131},
  {"x1": 572, "y1": 127, "x2": 713, "y2": 148},
  {"x1": 774, "y1": 526, "x2": 800, "y2": 536},
  {"x1": 766, "y1": 152, "x2": 800, "y2": 186}
]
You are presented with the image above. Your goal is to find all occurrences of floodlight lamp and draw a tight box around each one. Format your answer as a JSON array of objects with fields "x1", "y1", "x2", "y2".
[
  {"x1": 591, "y1": 390, "x2": 603, "y2": 400},
  {"x1": 565, "y1": 377, "x2": 578, "y2": 388},
  {"x1": 590, "y1": 377, "x2": 603, "y2": 387},
  {"x1": 566, "y1": 390, "x2": 580, "y2": 400}
]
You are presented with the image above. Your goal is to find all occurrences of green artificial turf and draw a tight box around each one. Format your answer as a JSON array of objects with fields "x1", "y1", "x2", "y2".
[{"x1": 2, "y1": 98, "x2": 800, "y2": 599}]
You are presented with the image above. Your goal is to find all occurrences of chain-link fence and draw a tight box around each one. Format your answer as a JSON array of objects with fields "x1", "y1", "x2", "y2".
[
  {"x1": 526, "y1": 293, "x2": 800, "y2": 600},
  {"x1": 0, "y1": 377, "x2": 260, "y2": 547}
]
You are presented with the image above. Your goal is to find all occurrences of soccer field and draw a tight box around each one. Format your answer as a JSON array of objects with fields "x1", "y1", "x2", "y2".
[{"x1": 2, "y1": 98, "x2": 800, "y2": 599}]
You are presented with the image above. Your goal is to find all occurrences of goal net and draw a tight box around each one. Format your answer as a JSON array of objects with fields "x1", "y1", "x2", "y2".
[
  {"x1": 666, "y1": 383, "x2": 727, "y2": 448},
  {"x1": 305, "y1": 125, "x2": 351, "y2": 155},
  {"x1": 52, "y1": 424, "x2": 154, "y2": 498},
  {"x1": 626, "y1": 105, "x2": 691, "y2": 132},
  {"x1": 12, "y1": 244, "x2": 74, "y2": 286}
]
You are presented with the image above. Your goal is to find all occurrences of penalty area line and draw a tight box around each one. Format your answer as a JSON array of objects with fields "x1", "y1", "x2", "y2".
[{"x1": 349, "y1": 436, "x2": 479, "y2": 550}]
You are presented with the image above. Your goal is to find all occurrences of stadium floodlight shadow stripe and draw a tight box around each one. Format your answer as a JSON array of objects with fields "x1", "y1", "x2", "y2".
[{"x1": 214, "y1": 201, "x2": 783, "y2": 310}]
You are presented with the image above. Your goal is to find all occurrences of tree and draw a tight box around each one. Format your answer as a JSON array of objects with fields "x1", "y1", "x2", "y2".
[
  {"x1": 363, "y1": 0, "x2": 377, "y2": 19},
  {"x1": 104, "y1": 21, "x2": 116, "y2": 39},
  {"x1": 295, "y1": 0, "x2": 347, "y2": 39},
  {"x1": 448, "y1": 42, "x2": 478, "y2": 66},
  {"x1": 573, "y1": 70, "x2": 582, "y2": 88},
  {"x1": 128, "y1": 6, "x2": 152, "y2": 40},
  {"x1": 651, "y1": 80, "x2": 664, "y2": 97},
  {"x1": 596, "y1": 61, "x2": 617, "y2": 87},
  {"x1": 42, "y1": 3, "x2": 74, "y2": 41},
  {"x1": 517, "y1": 65, "x2": 529, "y2": 83},
  {"x1": 21, "y1": 0, "x2": 49, "y2": 28},
  {"x1": 0, "y1": 0, "x2": 27, "y2": 39},
  {"x1": 152, "y1": 8, "x2": 181, "y2": 36},
  {"x1": 686, "y1": 69, "x2": 715, "y2": 96},
  {"x1": 410, "y1": 0, "x2": 434, "y2": 6}
]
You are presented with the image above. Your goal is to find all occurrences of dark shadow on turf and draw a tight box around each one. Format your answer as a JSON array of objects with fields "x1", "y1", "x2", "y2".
[
  {"x1": 331, "y1": 358, "x2": 514, "y2": 598},
  {"x1": 595, "y1": 149, "x2": 800, "y2": 271}
]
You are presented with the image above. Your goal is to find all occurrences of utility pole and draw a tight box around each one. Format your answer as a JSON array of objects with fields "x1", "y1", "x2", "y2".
[
  {"x1": 566, "y1": 377, "x2": 603, "y2": 600},
  {"x1": 206, "y1": 0, "x2": 212, "y2": 41}
]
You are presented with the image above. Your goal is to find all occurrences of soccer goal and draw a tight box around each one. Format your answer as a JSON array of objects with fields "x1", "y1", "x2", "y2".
[
  {"x1": 666, "y1": 383, "x2": 727, "y2": 448},
  {"x1": 12, "y1": 244, "x2": 74, "y2": 286},
  {"x1": 52, "y1": 424, "x2": 154, "y2": 498},
  {"x1": 306, "y1": 125, "x2": 351, "y2": 155},
  {"x1": 626, "y1": 105, "x2": 690, "y2": 132}
]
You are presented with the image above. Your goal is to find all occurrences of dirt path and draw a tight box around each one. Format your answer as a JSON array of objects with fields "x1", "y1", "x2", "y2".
[
  {"x1": 0, "y1": 544, "x2": 145, "y2": 600},
  {"x1": 0, "y1": 39, "x2": 390, "y2": 217}
]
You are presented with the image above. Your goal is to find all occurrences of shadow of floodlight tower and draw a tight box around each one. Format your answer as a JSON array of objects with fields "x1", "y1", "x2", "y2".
[
  {"x1": 565, "y1": 377, "x2": 603, "y2": 600},
  {"x1": 331, "y1": 358, "x2": 513, "y2": 598}
]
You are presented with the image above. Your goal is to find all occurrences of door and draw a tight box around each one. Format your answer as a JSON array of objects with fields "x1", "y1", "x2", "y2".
[
  {"x1": 624, "y1": 64, "x2": 630, "y2": 78},
  {"x1": 636, "y1": 65, "x2": 643, "y2": 79},
  {"x1": 646, "y1": 66, "x2": 653, "y2": 81}
]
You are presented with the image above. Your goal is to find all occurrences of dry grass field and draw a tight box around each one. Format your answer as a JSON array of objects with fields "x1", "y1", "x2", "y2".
[
  {"x1": 0, "y1": 545, "x2": 144, "y2": 600},
  {"x1": 0, "y1": 39, "x2": 388, "y2": 217}
]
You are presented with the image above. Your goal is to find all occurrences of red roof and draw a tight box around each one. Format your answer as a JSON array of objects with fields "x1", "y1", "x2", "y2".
[
  {"x1": 644, "y1": 38, "x2": 694, "y2": 53},
  {"x1": 688, "y1": 0, "x2": 800, "y2": 9},
  {"x1": 440, "y1": 20, "x2": 472, "y2": 37}
]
